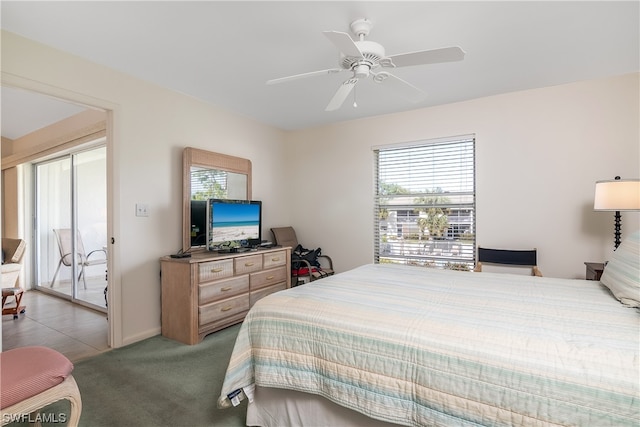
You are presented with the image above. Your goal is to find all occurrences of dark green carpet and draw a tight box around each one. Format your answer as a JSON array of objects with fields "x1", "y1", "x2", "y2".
[{"x1": 13, "y1": 324, "x2": 246, "y2": 427}]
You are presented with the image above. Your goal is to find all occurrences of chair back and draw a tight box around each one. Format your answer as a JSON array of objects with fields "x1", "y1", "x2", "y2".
[
  {"x1": 477, "y1": 247, "x2": 537, "y2": 266},
  {"x1": 2, "y1": 238, "x2": 26, "y2": 264},
  {"x1": 271, "y1": 227, "x2": 299, "y2": 249},
  {"x1": 54, "y1": 229, "x2": 87, "y2": 266},
  {"x1": 475, "y1": 247, "x2": 542, "y2": 276}
]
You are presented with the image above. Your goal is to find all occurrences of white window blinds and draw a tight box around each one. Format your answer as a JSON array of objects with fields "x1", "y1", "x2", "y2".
[
  {"x1": 374, "y1": 135, "x2": 476, "y2": 270},
  {"x1": 191, "y1": 167, "x2": 228, "y2": 200}
]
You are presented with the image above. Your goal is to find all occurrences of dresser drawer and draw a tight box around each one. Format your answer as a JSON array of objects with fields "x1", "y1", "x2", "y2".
[
  {"x1": 199, "y1": 275, "x2": 249, "y2": 305},
  {"x1": 235, "y1": 254, "x2": 263, "y2": 274},
  {"x1": 263, "y1": 250, "x2": 287, "y2": 268},
  {"x1": 198, "y1": 259, "x2": 234, "y2": 283},
  {"x1": 250, "y1": 283, "x2": 287, "y2": 307},
  {"x1": 251, "y1": 266, "x2": 288, "y2": 291},
  {"x1": 199, "y1": 294, "x2": 249, "y2": 326}
]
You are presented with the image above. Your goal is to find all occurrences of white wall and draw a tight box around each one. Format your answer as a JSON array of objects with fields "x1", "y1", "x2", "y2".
[
  {"x1": 1, "y1": 31, "x2": 290, "y2": 346},
  {"x1": 285, "y1": 73, "x2": 640, "y2": 279}
]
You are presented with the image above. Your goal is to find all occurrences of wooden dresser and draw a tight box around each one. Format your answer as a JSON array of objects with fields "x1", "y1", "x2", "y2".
[{"x1": 160, "y1": 247, "x2": 291, "y2": 345}]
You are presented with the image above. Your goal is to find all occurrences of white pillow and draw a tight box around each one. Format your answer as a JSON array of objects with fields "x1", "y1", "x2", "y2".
[{"x1": 600, "y1": 230, "x2": 640, "y2": 307}]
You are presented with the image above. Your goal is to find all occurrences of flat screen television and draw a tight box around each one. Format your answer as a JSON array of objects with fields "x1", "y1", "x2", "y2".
[
  {"x1": 206, "y1": 199, "x2": 262, "y2": 252},
  {"x1": 190, "y1": 199, "x2": 208, "y2": 247}
]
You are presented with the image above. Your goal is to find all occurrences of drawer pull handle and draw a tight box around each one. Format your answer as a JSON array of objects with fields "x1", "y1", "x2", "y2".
[
  {"x1": 271, "y1": 257, "x2": 280, "y2": 262},
  {"x1": 221, "y1": 306, "x2": 233, "y2": 312},
  {"x1": 221, "y1": 286, "x2": 232, "y2": 292},
  {"x1": 245, "y1": 262, "x2": 255, "y2": 267},
  {"x1": 211, "y1": 268, "x2": 223, "y2": 273},
  {"x1": 266, "y1": 275, "x2": 275, "y2": 280}
]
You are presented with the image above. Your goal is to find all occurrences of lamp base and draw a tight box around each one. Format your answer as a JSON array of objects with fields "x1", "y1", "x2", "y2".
[{"x1": 614, "y1": 210, "x2": 621, "y2": 249}]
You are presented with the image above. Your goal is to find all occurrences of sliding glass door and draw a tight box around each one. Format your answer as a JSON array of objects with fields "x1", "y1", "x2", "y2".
[{"x1": 34, "y1": 145, "x2": 107, "y2": 311}]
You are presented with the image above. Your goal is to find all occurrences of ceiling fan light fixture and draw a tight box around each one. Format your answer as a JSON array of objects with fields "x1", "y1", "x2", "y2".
[{"x1": 353, "y1": 63, "x2": 370, "y2": 79}]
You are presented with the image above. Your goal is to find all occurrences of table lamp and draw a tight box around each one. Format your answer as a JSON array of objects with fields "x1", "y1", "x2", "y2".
[{"x1": 594, "y1": 176, "x2": 640, "y2": 249}]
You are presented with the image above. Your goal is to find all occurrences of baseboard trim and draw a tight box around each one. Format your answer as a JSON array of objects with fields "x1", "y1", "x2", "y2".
[{"x1": 120, "y1": 327, "x2": 161, "y2": 347}]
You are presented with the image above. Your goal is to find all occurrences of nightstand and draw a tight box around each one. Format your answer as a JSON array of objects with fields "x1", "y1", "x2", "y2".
[{"x1": 584, "y1": 262, "x2": 605, "y2": 281}]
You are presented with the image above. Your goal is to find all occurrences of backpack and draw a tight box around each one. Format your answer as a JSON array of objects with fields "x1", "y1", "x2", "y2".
[{"x1": 291, "y1": 244, "x2": 322, "y2": 274}]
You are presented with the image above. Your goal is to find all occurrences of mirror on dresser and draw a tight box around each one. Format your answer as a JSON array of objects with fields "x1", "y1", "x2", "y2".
[{"x1": 182, "y1": 147, "x2": 252, "y2": 252}]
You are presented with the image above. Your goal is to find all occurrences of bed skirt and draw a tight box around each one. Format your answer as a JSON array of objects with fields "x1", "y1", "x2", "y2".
[{"x1": 246, "y1": 385, "x2": 401, "y2": 427}]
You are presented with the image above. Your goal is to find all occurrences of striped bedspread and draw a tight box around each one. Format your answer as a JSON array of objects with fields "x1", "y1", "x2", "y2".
[{"x1": 218, "y1": 263, "x2": 639, "y2": 426}]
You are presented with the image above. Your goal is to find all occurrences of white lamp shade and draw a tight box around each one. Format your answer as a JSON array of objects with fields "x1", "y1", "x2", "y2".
[{"x1": 594, "y1": 179, "x2": 640, "y2": 211}]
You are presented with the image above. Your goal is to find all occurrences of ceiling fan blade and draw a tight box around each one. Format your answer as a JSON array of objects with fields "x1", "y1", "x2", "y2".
[
  {"x1": 323, "y1": 31, "x2": 364, "y2": 58},
  {"x1": 325, "y1": 78, "x2": 359, "y2": 111},
  {"x1": 374, "y1": 72, "x2": 426, "y2": 103},
  {"x1": 267, "y1": 68, "x2": 344, "y2": 85},
  {"x1": 385, "y1": 46, "x2": 465, "y2": 68}
]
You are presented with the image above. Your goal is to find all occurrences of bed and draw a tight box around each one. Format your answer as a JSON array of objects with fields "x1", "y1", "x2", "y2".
[{"x1": 218, "y1": 235, "x2": 640, "y2": 426}]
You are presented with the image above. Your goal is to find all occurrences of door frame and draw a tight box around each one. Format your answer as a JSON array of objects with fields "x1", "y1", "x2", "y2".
[{"x1": 1, "y1": 72, "x2": 122, "y2": 348}]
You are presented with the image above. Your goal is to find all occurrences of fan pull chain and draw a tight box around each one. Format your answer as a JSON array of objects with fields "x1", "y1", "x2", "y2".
[{"x1": 353, "y1": 85, "x2": 358, "y2": 108}]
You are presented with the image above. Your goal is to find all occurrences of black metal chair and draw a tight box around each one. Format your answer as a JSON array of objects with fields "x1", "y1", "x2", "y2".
[{"x1": 474, "y1": 247, "x2": 542, "y2": 277}]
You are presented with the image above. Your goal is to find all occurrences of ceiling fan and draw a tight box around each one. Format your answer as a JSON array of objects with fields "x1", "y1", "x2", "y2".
[{"x1": 267, "y1": 18, "x2": 466, "y2": 111}]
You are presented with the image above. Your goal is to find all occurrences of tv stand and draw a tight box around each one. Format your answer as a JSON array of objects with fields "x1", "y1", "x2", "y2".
[{"x1": 160, "y1": 247, "x2": 291, "y2": 345}]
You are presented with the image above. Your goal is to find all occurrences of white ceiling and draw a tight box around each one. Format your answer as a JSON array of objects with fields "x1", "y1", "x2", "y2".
[
  {"x1": 1, "y1": 1, "x2": 638, "y2": 139},
  {"x1": 1, "y1": 86, "x2": 88, "y2": 140}
]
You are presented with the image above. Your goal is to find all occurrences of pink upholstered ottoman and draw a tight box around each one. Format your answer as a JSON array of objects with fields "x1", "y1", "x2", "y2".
[{"x1": 0, "y1": 346, "x2": 82, "y2": 426}]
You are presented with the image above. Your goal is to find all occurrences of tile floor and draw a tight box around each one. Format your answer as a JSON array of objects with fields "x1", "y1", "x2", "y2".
[
  {"x1": 45, "y1": 274, "x2": 108, "y2": 309},
  {"x1": 2, "y1": 290, "x2": 110, "y2": 362}
]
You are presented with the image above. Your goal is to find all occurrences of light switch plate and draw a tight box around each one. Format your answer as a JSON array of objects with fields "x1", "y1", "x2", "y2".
[{"x1": 136, "y1": 203, "x2": 149, "y2": 217}]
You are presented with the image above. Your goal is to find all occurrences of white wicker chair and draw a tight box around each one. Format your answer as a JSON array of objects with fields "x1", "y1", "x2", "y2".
[
  {"x1": 0, "y1": 346, "x2": 82, "y2": 426},
  {"x1": 0, "y1": 376, "x2": 82, "y2": 426}
]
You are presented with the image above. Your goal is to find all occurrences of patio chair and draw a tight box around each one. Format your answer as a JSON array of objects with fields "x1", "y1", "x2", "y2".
[{"x1": 50, "y1": 229, "x2": 107, "y2": 289}]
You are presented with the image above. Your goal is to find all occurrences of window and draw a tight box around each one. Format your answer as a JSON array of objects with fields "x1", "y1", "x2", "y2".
[{"x1": 374, "y1": 135, "x2": 476, "y2": 270}]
